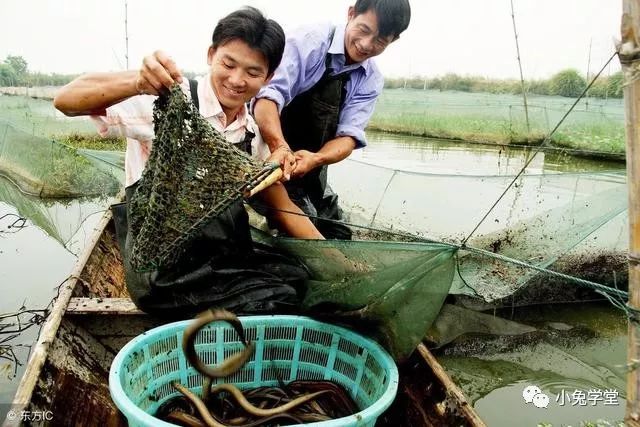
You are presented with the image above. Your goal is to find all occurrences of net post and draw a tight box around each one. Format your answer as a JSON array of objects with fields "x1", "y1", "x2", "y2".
[{"x1": 621, "y1": 1, "x2": 640, "y2": 424}]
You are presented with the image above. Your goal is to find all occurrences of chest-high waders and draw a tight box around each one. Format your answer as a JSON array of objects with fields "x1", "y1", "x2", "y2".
[
  {"x1": 110, "y1": 80, "x2": 308, "y2": 318},
  {"x1": 279, "y1": 56, "x2": 354, "y2": 240}
]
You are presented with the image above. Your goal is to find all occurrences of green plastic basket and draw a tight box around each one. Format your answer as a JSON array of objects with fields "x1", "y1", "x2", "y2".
[{"x1": 109, "y1": 315, "x2": 398, "y2": 426}]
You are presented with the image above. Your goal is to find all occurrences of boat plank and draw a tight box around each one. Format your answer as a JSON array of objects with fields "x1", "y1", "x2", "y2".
[
  {"x1": 67, "y1": 297, "x2": 143, "y2": 315},
  {"x1": 30, "y1": 319, "x2": 126, "y2": 427},
  {"x1": 417, "y1": 343, "x2": 487, "y2": 427}
]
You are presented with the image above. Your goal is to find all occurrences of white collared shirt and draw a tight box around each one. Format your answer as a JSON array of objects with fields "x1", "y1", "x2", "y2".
[{"x1": 92, "y1": 74, "x2": 270, "y2": 186}]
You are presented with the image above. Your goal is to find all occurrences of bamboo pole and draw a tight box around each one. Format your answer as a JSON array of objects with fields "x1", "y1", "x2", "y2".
[
  {"x1": 125, "y1": 0, "x2": 129, "y2": 69},
  {"x1": 622, "y1": 0, "x2": 640, "y2": 425},
  {"x1": 586, "y1": 38, "x2": 592, "y2": 110},
  {"x1": 509, "y1": 0, "x2": 530, "y2": 134}
]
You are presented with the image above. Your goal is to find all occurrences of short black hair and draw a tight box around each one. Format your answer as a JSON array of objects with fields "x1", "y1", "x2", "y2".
[
  {"x1": 211, "y1": 7, "x2": 285, "y2": 76},
  {"x1": 353, "y1": 0, "x2": 411, "y2": 39}
]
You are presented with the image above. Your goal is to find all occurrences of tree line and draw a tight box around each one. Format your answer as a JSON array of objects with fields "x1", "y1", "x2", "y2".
[
  {"x1": 384, "y1": 69, "x2": 623, "y2": 99},
  {"x1": 0, "y1": 55, "x2": 623, "y2": 99},
  {"x1": 0, "y1": 55, "x2": 78, "y2": 87},
  {"x1": 0, "y1": 55, "x2": 201, "y2": 88}
]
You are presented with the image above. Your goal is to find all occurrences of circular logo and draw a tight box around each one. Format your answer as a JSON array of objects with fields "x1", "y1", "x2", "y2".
[{"x1": 6, "y1": 410, "x2": 17, "y2": 421}]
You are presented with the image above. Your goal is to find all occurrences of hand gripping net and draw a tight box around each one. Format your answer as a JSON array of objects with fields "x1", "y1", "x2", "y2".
[{"x1": 128, "y1": 85, "x2": 278, "y2": 271}]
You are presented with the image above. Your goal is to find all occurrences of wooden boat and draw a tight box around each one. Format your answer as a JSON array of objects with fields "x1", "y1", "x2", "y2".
[{"x1": 5, "y1": 207, "x2": 486, "y2": 427}]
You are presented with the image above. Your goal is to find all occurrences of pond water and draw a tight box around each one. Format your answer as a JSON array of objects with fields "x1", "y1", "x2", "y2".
[
  {"x1": 356, "y1": 132, "x2": 627, "y2": 425},
  {"x1": 0, "y1": 105, "x2": 628, "y2": 425},
  {"x1": 357, "y1": 131, "x2": 624, "y2": 175},
  {"x1": 438, "y1": 302, "x2": 626, "y2": 426},
  {"x1": 0, "y1": 179, "x2": 118, "y2": 412}
]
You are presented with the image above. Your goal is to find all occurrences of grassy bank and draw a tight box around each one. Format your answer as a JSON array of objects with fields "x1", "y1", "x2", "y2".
[
  {"x1": 54, "y1": 132, "x2": 125, "y2": 151},
  {"x1": 2, "y1": 90, "x2": 626, "y2": 159},
  {"x1": 368, "y1": 89, "x2": 625, "y2": 158}
]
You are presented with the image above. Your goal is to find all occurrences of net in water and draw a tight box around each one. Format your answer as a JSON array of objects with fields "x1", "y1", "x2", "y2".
[{"x1": 0, "y1": 120, "x2": 121, "y2": 198}]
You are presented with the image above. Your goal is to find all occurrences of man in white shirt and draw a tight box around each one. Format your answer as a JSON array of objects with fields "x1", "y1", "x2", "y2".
[
  {"x1": 55, "y1": 8, "x2": 322, "y2": 240},
  {"x1": 54, "y1": 7, "x2": 318, "y2": 315}
]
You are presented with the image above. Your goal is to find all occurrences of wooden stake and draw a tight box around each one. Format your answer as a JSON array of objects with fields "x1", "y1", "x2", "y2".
[{"x1": 622, "y1": 1, "x2": 640, "y2": 425}]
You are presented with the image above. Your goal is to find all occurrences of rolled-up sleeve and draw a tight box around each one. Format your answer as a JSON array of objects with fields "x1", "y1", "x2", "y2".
[
  {"x1": 256, "y1": 24, "x2": 329, "y2": 113},
  {"x1": 337, "y1": 72, "x2": 383, "y2": 148},
  {"x1": 90, "y1": 95, "x2": 156, "y2": 141}
]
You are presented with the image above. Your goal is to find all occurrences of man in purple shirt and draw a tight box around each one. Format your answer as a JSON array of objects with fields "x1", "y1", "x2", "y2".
[{"x1": 254, "y1": 0, "x2": 411, "y2": 239}]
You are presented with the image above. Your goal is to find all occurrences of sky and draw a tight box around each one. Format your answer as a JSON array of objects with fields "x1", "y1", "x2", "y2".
[{"x1": 0, "y1": 0, "x2": 623, "y2": 80}]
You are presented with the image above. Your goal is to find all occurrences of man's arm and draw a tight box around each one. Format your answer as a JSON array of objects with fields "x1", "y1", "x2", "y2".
[
  {"x1": 254, "y1": 98, "x2": 297, "y2": 180},
  {"x1": 292, "y1": 136, "x2": 356, "y2": 178},
  {"x1": 293, "y1": 68, "x2": 385, "y2": 177},
  {"x1": 254, "y1": 96, "x2": 357, "y2": 180},
  {"x1": 253, "y1": 24, "x2": 333, "y2": 180},
  {"x1": 54, "y1": 51, "x2": 183, "y2": 117},
  {"x1": 258, "y1": 182, "x2": 324, "y2": 239},
  {"x1": 54, "y1": 71, "x2": 139, "y2": 117}
]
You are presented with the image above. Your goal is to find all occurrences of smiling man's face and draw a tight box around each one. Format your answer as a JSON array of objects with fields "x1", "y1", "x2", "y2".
[
  {"x1": 207, "y1": 39, "x2": 270, "y2": 120},
  {"x1": 343, "y1": 7, "x2": 395, "y2": 64}
]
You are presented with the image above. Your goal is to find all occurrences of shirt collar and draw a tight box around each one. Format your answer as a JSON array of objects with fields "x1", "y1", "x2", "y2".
[
  {"x1": 327, "y1": 22, "x2": 370, "y2": 76},
  {"x1": 199, "y1": 73, "x2": 248, "y2": 129}
]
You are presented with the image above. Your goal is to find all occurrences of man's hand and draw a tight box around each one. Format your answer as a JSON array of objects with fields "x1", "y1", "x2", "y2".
[
  {"x1": 292, "y1": 150, "x2": 321, "y2": 178},
  {"x1": 136, "y1": 51, "x2": 184, "y2": 96},
  {"x1": 267, "y1": 145, "x2": 296, "y2": 181}
]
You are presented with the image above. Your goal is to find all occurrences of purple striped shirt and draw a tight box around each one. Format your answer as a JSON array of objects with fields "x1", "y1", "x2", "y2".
[{"x1": 255, "y1": 22, "x2": 384, "y2": 148}]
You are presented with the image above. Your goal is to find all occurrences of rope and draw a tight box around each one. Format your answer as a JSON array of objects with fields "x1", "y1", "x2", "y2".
[
  {"x1": 460, "y1": 51, "x2": 620, "y2": 246},
  {"x1": 369, "y1": 169, "x2": 397, "y2": 227}
]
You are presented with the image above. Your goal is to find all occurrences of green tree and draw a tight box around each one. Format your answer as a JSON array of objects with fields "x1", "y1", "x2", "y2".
[
  {"x1": 527, "y1": 79, "x2": 551, "y2": 96},
  {"x1": 440, "y1": 73, "x2": 473, "y2": 92},
  {"x1": 608, "y1": 71, "x2": 623, "y2": 98},
  {"x1": 549, "y1": 69, "x2": 587, "y2": 97},
  {"x1": 0, "y1": 63, "x2": 18, "y2": 86},
  {"x1": 3, "y1": 55, "x2": 28, "y2": 85},
  {"x1": 5, "y1": 55, "x2": 28, "y2": 75}
]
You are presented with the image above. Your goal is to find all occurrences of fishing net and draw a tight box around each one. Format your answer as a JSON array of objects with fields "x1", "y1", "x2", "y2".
[
  {"x1": 252, "y1": 231, "x2": 457, "y2": 360},
  {"x1": 127, "y1": 85, "x2": 275, "y2": 271},
  {"x1": 0, "y1": 93, "x2": 96, "y2": 137},
  {"x1": 328, "y1": 158, "x2": 628, "y2": 306},
  {"x1": 0, "y1": 174, "x2": 121, "y2": 261},
  {"x1": 0, "y1": 121, "x2": 121, "y2": 198}
]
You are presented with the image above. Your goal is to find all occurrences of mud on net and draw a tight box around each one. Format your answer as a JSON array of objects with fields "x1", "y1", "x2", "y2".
[{"x1": 128, "y1": 85, "x2": 275, "y2": 271}]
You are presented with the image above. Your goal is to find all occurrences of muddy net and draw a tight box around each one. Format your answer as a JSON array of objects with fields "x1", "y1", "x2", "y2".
[
  {"x1": 126, "y1": 85, "x2": 275, "y2": 271},
  {"x1": 328, "y1": 158, "x2": 628, "y2": 307},
  {"x1": 120, "y1": 83, "x2": 628, "y2": 360},
  {"x1": 3, "y1": 89, "x2": 628, "y2": 362}
]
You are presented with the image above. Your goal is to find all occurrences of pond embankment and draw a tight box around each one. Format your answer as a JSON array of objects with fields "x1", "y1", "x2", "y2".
[
  {"x1": 0, "y1": 86, "x2": 58, "y2": 99},
  {"x1": 1, "y1": 86, "x2": 627, "y2": 162}
]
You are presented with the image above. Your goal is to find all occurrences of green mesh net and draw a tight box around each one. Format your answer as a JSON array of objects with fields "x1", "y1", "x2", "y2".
[
  {"x1": 252, "y1": 231, "x2": 457, "y2": 360},
  {"x1": 127, "y1": 85, "x2": 273, "y2": 271},
  {"x1": 0, "y1": 174, "x2": 114, "y2": 254},
  {"x1": 328, "y1": 159, "x2": 628, "y2": 305},
  {"x1": 0, "y1": 121, "x2": 121, "y2": 198}
]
